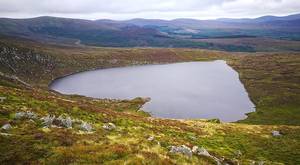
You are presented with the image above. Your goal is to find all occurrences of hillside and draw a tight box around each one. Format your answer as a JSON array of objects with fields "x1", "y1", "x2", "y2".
[
  {"x1": 0, "y1": 38, "x2": 300, "y2": 164},
  {"x1": 1, "y1": 14, "x2": 300, "y2": 52}
]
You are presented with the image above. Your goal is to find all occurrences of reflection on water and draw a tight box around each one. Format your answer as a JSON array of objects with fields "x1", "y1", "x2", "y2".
[{"x1": 50, "y1": 60, "x2": 255, "y2": 122}]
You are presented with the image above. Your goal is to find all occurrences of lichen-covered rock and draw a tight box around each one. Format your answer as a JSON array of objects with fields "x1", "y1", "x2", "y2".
[
  {"x1": 80, "y1": 122, "x2": 93, "y2": 132},
  {"x1": 1, "y1": 123, "x2": 12, "y2": 130},
  {"x1": 169, "y1": 145, "x2": 193, "y2": 157},
  {"x1": 103, "y1": 123, "x2": 116, "y2": 131},
  {"x1": 41, "y1": 115, "x2": 55, "y2": 127}
]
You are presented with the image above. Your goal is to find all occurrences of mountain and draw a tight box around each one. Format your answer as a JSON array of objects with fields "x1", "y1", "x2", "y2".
[
  {"x1": 0, "y1": 14, "x2": 300, "y2": 51},
  {"x1": 217, "y1": 13, "x2": 300, "y2": 23}
]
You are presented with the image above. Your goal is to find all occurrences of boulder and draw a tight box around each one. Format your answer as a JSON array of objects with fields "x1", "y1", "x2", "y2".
[
  {"x1": 272, "y1": 131, "x2": 281, "y2": 137},
  {"x1": 80, "y1": 122, "x2": 93, "y2": 132},
  {"x1": 1, "y1": 123, "x2": 12, "y2": 130},
  {"x1": 15, "y1": 111, "x2": 37, "y2": 119},
  {"x1": 103, "y1": 123, "x2": 116, "y2": 131},
  {"x1": 15, "y1": 112, "x2": 26, "y2": 119},
  {"x1": 169, "y1": 145, "x2": 193, "y2": 157},
  {"x1": 192, "y1": 146, "x2": 210, "y2": 157},
  {"x1": 192, "y1": 146, "x2": 221, "y2": 165},
  {"x1": 55, "y1": 115, "x2": 72, "y2": 128},
  {"x1": 41, "y1": 115, "x2": 55, "y2": 127}
]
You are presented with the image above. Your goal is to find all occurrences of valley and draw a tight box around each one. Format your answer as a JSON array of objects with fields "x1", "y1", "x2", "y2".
[{"x1": 1, "y1": 37, "x2": 300, "y2": 164}]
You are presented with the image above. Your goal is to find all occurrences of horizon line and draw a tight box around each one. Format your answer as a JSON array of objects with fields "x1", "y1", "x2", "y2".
[{"x1": 0, "y1": 12, "x2": 299, "y2": 21}]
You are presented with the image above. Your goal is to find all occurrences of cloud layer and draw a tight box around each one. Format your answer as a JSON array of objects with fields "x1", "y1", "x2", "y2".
[{"x1": 0, "y1": 0, "x2": 300, "y2": 20}]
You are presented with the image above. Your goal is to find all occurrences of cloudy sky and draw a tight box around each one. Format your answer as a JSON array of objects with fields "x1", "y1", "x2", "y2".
[{"x1": 0, "y1": 0, "x2": 300, "y2": 20}]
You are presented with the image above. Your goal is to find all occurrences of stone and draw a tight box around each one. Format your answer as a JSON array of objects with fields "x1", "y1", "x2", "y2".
[
  {"x1": 170, "y1": 145, "x2": 193, "y2": 157},
  {"x1": 272, "y1": 131, "x2": 281, "y2": 137},
  {"x1": 1, "y1": 123, "x2": 12, "y2": 130},
  {"x1": 103, "y1": 123, "x2": 116, "y2": 131},
  {"x1": 80, "y1": 122, "x2": 93, "y2": 132},
  {"x1": 41, "y1": 115, "x2": 55, "y2": 127},
  {"x1": 15, "y1": 111, "x2": 37, "y2": 120},
  {"x1": 193, "y1": 146, "x2": 211, "y2": 157},
  {"x1": 26, "y1": 111, "x2": 37, "y2": 119},
  {"x1": 147, "y1": 136, "x2": 154, "y2": 141},
  {"x1": 55, "y1": 115, "x2": 72, "y2": 128},
  {"x1": 192, "y1": 146, "x2": 222, "y2": 165},
  {"x1": 15, "y1": 112, "x2": 26, "y2": 119}
]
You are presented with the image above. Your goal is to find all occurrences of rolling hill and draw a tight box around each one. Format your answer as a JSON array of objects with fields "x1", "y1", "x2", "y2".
[{"x1": 0, "y1": 14, "x2": 300, "y2": 51}]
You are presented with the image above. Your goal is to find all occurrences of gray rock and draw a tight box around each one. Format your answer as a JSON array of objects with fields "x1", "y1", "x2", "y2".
[
  {"x1": 170, "y1": 145, "x2": 193, "y2": 157},
  {"x1": 80, "y1": 122, "x2": 93, "y2": 132},
  {"x1": 1, "y1": 124, "x2": 12, "y2": 130},
  {"x1": 192, "y1": 146, "x2": 222, "y2": 165},
  {"x1": 192, "y1": 146, "x2": 210, "y2": 157},
  {"x1": 15, "y1": 111, "x2": 37, "y2": 119},
  {"x1": 15, "y1": 112, "x2": 26, "y2": 119},
  {"x1": 272, "y1": 131, "x2": 281, "y2": 137},
  {"x1": 103, "y1": 123, "x2": 116, "y2": 131},
  {"x1": 55, "y1": 115, "x2": 72, "y2": 128},
  {"x1": 41, "y1": 115, "x2": 55, "y2": 127},
  {"x1": 26, "y1": 111, "x2": 37, "y2": 119}
]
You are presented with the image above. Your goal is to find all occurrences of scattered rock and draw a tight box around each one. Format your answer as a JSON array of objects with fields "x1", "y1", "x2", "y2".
[
  {"x1": 80, "y1": 122, "x2": 93, "y2": 132},
  {"x1": 192, "y1": 146, "x2": 222, "y2": 165},
  {"x1": 192, "y1": 146, "x2": 210, "y2": 157},
  {"x1": 272, "y1": 131, "x2": 282, "y2": 137},
  {"x1": 55, "y1": 115, "x2": 72, "y2": 128},
  {"x1": 147, "y1": 136, "x2": 154, "y2": 141},
  {"x1": 169, "y1": 145, "x2": 193, "y2": 157},
  {"x1": 14, "y1": 112, "x2": 26, "y2": 119},
  {"x1": 103, "y1": 123, "x2": 116, "y2": 131},
  {"x1": 15, "y1": 111, "x2": 37, "y2": 119},
  {"x1": 1, "y1": 123, "x2": 12, "y2": 130},
  {"x1": 41, "y1": 115, "x2": 55, "y2": 127}
]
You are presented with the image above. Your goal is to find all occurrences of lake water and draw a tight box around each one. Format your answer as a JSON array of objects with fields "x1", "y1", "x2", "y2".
[{"x1": 50, "y1": 60, "x2": 255, "y2": 122}]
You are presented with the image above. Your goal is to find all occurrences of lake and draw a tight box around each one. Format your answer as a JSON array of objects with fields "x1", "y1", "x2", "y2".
[{"x1": 50, "y1": 60, "x2": 255, "y2": 122}]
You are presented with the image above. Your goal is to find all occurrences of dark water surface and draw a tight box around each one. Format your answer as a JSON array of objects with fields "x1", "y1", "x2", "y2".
[{"x1": 50, "y1": 61, "x2": 255, "y2": 122}]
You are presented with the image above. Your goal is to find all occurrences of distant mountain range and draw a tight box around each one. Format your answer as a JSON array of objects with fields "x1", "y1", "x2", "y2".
[{"x1": 0, "y1": 14, "x2": 300, "y2": 52}]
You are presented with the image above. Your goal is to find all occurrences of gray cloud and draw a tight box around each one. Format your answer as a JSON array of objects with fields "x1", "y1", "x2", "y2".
[{"x1": 0, "y1": 0, "x2": 299, "y2": 20}]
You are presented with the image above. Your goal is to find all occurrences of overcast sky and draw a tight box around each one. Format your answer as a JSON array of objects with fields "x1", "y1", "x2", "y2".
[{"x1": 0, "y1": 0, "x2": 300, "y2": 20}]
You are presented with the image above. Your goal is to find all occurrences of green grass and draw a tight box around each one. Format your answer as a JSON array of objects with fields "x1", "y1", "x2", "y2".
[{"x1": 1, "y1": 38, "x2": 300, "y2": 164}]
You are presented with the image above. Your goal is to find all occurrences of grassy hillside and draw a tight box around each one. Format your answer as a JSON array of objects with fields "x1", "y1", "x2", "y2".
[{"x1": 0, "y1": 38, "x2": 300, "y2": 164}]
